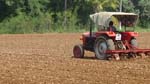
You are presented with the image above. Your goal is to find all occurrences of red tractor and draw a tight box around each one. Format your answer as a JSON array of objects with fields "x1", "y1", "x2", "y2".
[{"x1": 73, "y1": 12, "x2": 150, "y2": 60}]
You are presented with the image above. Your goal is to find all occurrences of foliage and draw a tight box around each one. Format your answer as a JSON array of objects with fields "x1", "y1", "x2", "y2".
[
  {"x1": 122, "y1": 0, "x2": 135, "y2": 12},
  {"x1": 0, "y1": 0, "x2": 149, "y2": 34},
  {"x1": 138, "y1": 0, "x2": 150, "y2": 28}
]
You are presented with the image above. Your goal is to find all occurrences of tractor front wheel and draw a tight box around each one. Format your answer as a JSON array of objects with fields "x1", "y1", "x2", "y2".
[{"x1": 73, "y1": 44, "x2": 84, "y2": 58}]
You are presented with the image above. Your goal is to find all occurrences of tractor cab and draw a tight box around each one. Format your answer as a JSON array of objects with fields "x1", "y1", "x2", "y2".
[
  {"x1": 88, "y1": 12, "x2": 138, "y2": 39},
  {"x1": 82, "y1": 12, "x2": 139, "y2": 44},
  {"x1": 73, "y1": 12, "x2": 150, "y2": 60}
]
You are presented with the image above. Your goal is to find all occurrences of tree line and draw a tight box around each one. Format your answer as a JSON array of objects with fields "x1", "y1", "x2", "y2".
[{"x1": 0, "y1": 0, "x2": 149, "y2": 33}]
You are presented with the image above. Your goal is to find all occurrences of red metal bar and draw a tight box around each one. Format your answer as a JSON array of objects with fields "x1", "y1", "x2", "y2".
[{"x1": 106, "y1": 49, "x2": 150, "y2": 54}]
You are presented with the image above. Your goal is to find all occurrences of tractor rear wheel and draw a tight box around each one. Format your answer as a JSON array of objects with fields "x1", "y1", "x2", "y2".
[
  {"x1": 131, "y1": 38, "x2": 138, "y2": 48},
  {"x1": 128, "y1": 38, "x2": 138, "y2": 58},
  {"x1": 94, "y1": 36, "x2": 115, "y2": 60},
  {"x1": 73, "y1": 44, "x2": 84, "y2": 58},
  {"x1": 107, "y1": 39, "x2": 115, "y2": 50}
]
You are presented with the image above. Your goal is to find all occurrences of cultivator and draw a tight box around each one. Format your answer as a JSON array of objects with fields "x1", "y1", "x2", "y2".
[
  {"x1": 106, "y1": 49, "x2": 150, "y2": 55},
  {"x1": 106, "y1": 40, "x2": 150, "y2": 60},
  {"x1": 106, "y1": 49, "x2": 150, "y2": 60}
]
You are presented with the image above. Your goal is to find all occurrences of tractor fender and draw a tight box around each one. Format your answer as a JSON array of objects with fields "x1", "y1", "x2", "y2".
[{"x1": 122, "y1": 32, "x2": 138, "y2": 41}]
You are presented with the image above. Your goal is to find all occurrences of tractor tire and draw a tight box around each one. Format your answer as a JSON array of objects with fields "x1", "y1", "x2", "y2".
[
  {"x1": 131, "y1": 38, "x2": 138, "y2": 48},
  {"x1": 107, "y1": 39, "x2": 115, "y2": 50},
  {"x1": 94, "y1": 36, "x2": 115, "y2": 60},
  {"x1": 128, "y1": 38, "x2": 138, "y2": 58},
  {"x1": 73, "y1": 44, "x2": 84, "y2": 58}
]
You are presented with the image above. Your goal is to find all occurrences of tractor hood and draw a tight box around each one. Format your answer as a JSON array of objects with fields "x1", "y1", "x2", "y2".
[{"x1": 90, "y1": 12, "x2": 138, "y2": 27}]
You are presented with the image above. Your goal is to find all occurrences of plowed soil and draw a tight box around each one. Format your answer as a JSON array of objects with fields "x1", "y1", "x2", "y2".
[{"x1": 0, "y1": 33, "x2": 150, "y2": 84}]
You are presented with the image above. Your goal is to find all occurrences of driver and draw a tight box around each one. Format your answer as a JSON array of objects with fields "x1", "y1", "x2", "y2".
[{"x1": 108, "y1": 21, "x2": 116, "y2": 32}]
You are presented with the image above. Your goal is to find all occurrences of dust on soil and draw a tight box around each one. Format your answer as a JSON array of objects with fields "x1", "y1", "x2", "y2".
[{"x1": 0, "y1": 33, "x2": 150, "y2": 84}]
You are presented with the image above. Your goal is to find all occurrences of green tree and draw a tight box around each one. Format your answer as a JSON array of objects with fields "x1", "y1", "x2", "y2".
[
  {"x1": 122, "y1": 0, "x2": 135, "y2": 12},
  {"x1": 87, "y1": 0, "x2": 119, "y2": 12},
  {"x1": 138, "y1": 0, "x2": 150, "y2": 27}
]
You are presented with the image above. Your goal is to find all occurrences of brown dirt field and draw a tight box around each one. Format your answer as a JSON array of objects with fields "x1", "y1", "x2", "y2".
[{"x1": 0, "y1": 33, "x2": 150, "y2": 84}]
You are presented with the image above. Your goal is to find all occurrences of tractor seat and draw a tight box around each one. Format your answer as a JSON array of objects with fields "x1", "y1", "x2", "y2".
[{"x1": 83, "y1": 32, "x2": 96, "y2": 37}]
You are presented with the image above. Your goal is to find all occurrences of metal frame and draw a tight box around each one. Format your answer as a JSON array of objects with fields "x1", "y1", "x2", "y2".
[{"x1": 106, "y1": 40, "x2": 150, "y2": 55}]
